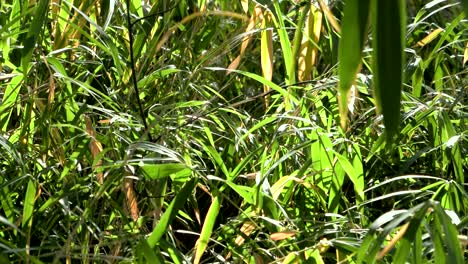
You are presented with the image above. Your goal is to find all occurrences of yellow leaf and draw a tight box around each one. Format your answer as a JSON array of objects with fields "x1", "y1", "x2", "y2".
[
  {"x1": 124, "y1": 177, "x2": 139, "y2": 222},
  {"x1": 317, "y1": 0, "x2": 341, "y2": 33},
  {"x1": 270, "y1": 231, "x2": 296, "y2": 241},
  {"x1": 260, "y1": 10, "x2": 273, "y2": 108},
  {"x1": 85, "y1": 115, "x2": 104, "y2": 184},
  {"x1": 416, "y1": 28, "x2": 443, "y2": 47},
  {"x1": 241, "y1": 0, "x2": 249, "y2": 13},
  {"x1": 226, "y1": 221, "x2": 256, "y2": 260},
  {"x1": 227, "y1": 6, "x2": 260, "y2": 74},
  {"x1": 298, "y1": 5, "x2": 323, "y2": 81}
]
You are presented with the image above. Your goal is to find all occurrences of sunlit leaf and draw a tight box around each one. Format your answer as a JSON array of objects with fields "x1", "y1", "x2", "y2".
[
  {"x1": 194, "y1": 195, "x2": 221, "y2": 264},
  {"x1": 338, "y1": 0, "x2": 370, "y2": 128},
  {"x1": 140, "y1": 163, "x2": 191, "y2": 180}
]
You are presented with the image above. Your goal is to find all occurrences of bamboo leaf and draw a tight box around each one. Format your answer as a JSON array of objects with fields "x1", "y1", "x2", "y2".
[
  {"x1": 372, "y1": 0, "x2": 406, "y2": 141},
  {"x1": 22, "y1": 0, "x2": 50, "y2": 74},
  {"x1": 298, "y1": 4, "x2": 322, "y2": 81},
  {"x1": 0, "y1": 74, "x2": 23, "y2": 132},
  {"x1": 272, "y1": 0, "x2": 294, "y2": 84},
  {"x1": 270, "y1": 231, "x2": 296, "y2": 241},
  {"x1": 147, "y1": 178, "x2": 197, "y2": 247},
  {"x1": 260, "y1": 10, "x2": 273, "y2": 88},
  {"x1": 227, "y1": 6, "x2": 260, "y2": 74},
  {"x1": 416, "y1": 28, "x2": 443, "y2": 47},
  {"x1": 22, "y1": 179, "x2": 37, "y2": 228},
  {"x1": 434, "y1": 203, "x2": 464, "y2": 263},
  {"x1": 140, "y1": 163, "x2": 191, "y2": 180},
  {"x1": 338, "y1": 0, "x2": 370, "y2": 128},
  {"x1": 193, "y1": 195, "x2": 221, "y2": 264}
]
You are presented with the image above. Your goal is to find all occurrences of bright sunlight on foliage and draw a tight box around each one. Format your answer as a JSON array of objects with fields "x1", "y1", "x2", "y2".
[{"x1": 0, "y1": 0, "x2": 467, "y2": 263}]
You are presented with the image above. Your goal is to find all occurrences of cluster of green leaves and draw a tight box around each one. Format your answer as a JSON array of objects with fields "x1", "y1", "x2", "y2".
[{"x1": 0, "y1": 0, "x2": 466, "y2": 263}]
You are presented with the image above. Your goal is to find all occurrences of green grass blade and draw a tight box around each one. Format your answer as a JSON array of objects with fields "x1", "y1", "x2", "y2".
[
  {"x1": 21, "y1": 0, "x2": 49, "y2": 74},
  {"x1": 193, "y1": 195, "x2": 221, "y2": 264},
  {"x1": 433, "y1": 203, "x2": 464, "y2": 263},
  {"x1": 338, "y1": 0, "x2": 370, "y2": 127},
  {"x1": 21, "y1": 179, "x2": 36, "y2": 229},
  {"x1": 136, "y1": 238, "x2": 165, "y2": 263},
  {"x1": 140, "y1": 163, "x2": 191, "y2": 180},
  {"x1": 147, "y1": 178, "x2": 197, "y2": 247},
  {"x1": 207, "y1": 68, "x2": 298, "y2": 105},
  {"x1": 290, "y1": 3, "x2": 310, "y2": 83},
  {"x1": 272, "y1": 0, "x2": 294, "y2": 84},
  {"x1": 0, "y1": 74, "x2": 23, "y2": 132},
  {"x1": 372, "y1": 0, "x2": 406, "y2": 142}
]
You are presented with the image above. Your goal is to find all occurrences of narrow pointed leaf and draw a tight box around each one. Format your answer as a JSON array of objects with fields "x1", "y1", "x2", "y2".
[
  {"x1": 193, "y1": 195, "x2": 220, "y2": 264},
  {"x1": 338, "y1": 0, "x2": 370, "y2": 128},
  {"x1": 22, "y1": 180, "x2": 37, "y2": 228},
  {"x1": 372, "y1": 0, "x2": 406, "y2": 141},
  {"x1": 147, "y1": 178, "x2": 197, "y2": 247},
  {"x1": 22, "y1": 0, "x2": 50, "y2": 74}
]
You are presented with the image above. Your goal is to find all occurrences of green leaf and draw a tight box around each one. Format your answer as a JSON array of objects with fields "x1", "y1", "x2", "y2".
[
  {"x1": 22, "y1": 179, "x2": 37, "y2": 228},
  {"x1": 137, "y1": 66, "x2": 181, "y2": 89},
  {"x1": 193, "y1": 195, "x2": 221, "y2": 264},
  {"x1": 462, "y1": 0, "x2": 468, "y2": 17},
  {"x1": 272, "y1": 0, "x2": 294, "y2": 84},
  {"x1": 338, "y1": 0, "x2": 370, "y2": 127},
  {"x1": 433, "y1": 203, "x2": 464, "y2": 264},
  {"x1": 0, "y1": 74, "x2": 23, "y2": 132},
  {"x1": 225, "y1": 180, "x2": 255, "y2": 205},
  {"x1": 372, "y1": 0, "x2": 406, "y2": 142},
  {"x1": 136, "y1": 238, "x2": 164, "y2": 263},
  {"x1": 21, "y1": 0, "x2": 50, "y2": 74},
  {"x1": 207, "y1": 68, "x2": 298, "y2": 106},
  {"x1": 147, "y1": 178, "x2": 197, "y2": 247},
  {"x1": 140, "y1": 163, "x2": 191, "y2": 181}
]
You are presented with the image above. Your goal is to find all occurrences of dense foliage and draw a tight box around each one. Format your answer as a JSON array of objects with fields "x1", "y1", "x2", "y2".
[{"x1": 0, "y1": 0, "x2": 467, "y2": 263}]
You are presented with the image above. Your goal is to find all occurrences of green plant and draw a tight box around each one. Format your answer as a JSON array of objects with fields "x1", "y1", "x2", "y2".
[{"x1": 0, "y1": 0, "x2": 466, "y2": 263}]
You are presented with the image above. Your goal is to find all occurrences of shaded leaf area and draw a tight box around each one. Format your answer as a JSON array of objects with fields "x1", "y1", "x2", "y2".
[{"x1": 0, "y1": 0, "x2": 466, "y2": 263}]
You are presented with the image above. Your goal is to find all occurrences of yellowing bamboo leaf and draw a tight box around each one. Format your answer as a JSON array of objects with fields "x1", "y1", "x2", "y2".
[
  {"x1": 270, "y1": 231, "x2": 297, "y2": 241},
  {"x1": 311, "y1": 6, "x2": 323, "y2": 67},
  {"x1": 282, "y1": 252, "x2": 300, "y2": 264},
  {"x1": 241, "y1": 0, "x2": 249, "y2": 13},
  {"x1": 377, "y1": 223, "x2": 409, "y2": 260},
  {"x1": 227, "y1": 6, "x2": 260, "y2": 74},
  {"x1": 226, "y1": 220, "x2": 256, "y2": 260},
  {"x1": 261, "y1": 10, "x2": 273, "y2": 108},
  {"x1": 317, "y1": 0, "x2": 341, "y2": 33},
  {"x1": 260, "y1": 12, "x2": 273, "y2": 82},
  {"x1": 416, "y1": 28, "x2": 443, "y2": 47},
  {"x1": 298, "y1": 5, "x2": 323, "y2": 81},
  {"x1": 124, "y1": 177, "x2": 139, "y2": 222},
  {"x1": 298, "y1": 6, "x2": 313, "y2": 82},
  {"x1": 85, "y1": 115, "x2": 104, "y2": 184}
]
